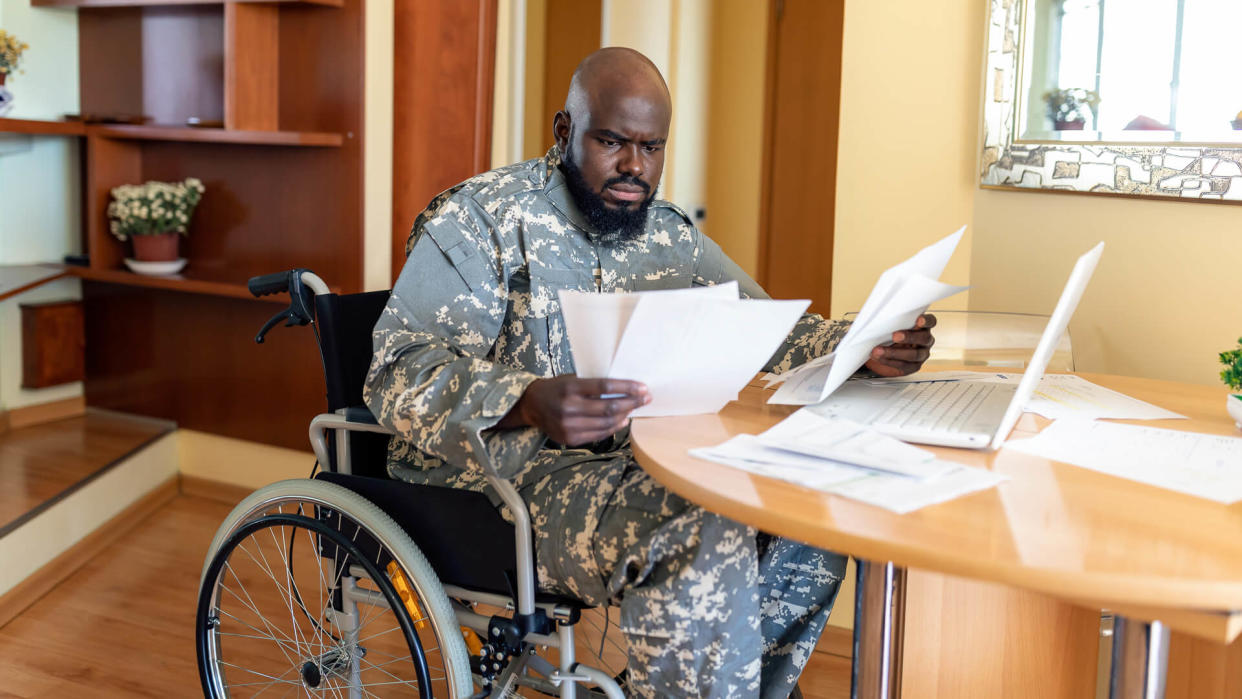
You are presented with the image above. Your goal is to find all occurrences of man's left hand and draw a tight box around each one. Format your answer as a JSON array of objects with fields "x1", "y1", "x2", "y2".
[{"x1": 864, "y1": 314, "x2": 937, "y2": 377}]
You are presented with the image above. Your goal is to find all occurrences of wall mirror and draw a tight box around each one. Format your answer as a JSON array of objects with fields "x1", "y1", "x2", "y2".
[{"x1": 980, "y1": 0, "x2": 1242, "y2": 202}]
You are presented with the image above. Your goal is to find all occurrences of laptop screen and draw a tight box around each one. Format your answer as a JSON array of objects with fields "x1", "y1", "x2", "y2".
[{"x1": 989, "y1": 242, "x2": 1105, "y2": 449}]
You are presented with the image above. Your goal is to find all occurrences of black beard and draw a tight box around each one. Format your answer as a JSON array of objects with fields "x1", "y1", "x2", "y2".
[{"x1": 560, "y1": 155, "x2": 655, "y2": 247}]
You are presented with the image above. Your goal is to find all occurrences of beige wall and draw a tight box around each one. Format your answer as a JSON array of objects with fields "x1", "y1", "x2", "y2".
[
  {"x1": 971, "y1": 191, "x2": 1242, "y2": 385},
  {"x1": 362, "y1": 0, "x2": 394, "y2": 290},
  {"x1": 702, "y1": 0, "x2": 768, "y2": 278},
  {"x1": 831, "y1": 0, "x2": 1240, "y2": 386},
  {"x1": 832, "y1": 0, "x2": 986, "y2": 317}
]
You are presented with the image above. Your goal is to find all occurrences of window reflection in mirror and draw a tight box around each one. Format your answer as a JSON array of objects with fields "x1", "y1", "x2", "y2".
[{"x1": 1019, "y1": 0, "x2": 1242, "y2": 142}]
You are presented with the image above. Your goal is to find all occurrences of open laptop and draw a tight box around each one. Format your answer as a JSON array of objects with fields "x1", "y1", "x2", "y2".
[{"x1": 805, "y1": 242, "x2": 1104, "y2": 450}]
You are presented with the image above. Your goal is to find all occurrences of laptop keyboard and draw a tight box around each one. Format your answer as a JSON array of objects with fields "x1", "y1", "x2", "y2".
[{"x1": 873, "y1": 381, "x2": 999, "y2": 432}]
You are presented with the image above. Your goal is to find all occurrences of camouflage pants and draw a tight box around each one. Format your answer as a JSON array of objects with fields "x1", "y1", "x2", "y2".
[{"x1": 521, "y1": 455, "x2": 847, "y2": 699}]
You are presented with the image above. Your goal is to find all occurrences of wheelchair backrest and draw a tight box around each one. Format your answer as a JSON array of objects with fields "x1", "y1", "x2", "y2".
[
  {"x1": 314, "y1": 290, "x2": 392, "y2": 412},
  {"x1": 314, "y1": 290, "x2": 393, "y2": 478}
]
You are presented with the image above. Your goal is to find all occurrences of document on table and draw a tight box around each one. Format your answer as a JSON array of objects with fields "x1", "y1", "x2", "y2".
[
  {"x1": 974, "y1": 372, "x2": 1185, "y2": 421},
  {"x1": 690, "y1": 433, "x2": 1005, "y2": 514},
  {"x1": 769, "y1": 227, "x2": 970, "y2": 405},
  {"x1": 756, "y1": 409, "x2": 956, "y2": 479},
  {"x1": 1003, "y1": 420, "x2": 1242, "y2": 503},
  {"x1": 559, "y1": 284, "x2": 809, "y2": 417}
]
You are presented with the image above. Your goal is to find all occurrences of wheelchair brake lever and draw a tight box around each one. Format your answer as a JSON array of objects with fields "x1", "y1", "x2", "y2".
[{"x1": 254, "y1": 309, "x2": 289, "y2": 344}]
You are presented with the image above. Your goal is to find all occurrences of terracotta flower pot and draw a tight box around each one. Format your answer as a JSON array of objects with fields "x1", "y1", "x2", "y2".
[
  {"x1": 1054, "y1": 119, "x2": 1086, "y2": 131},
  {"x1": 132, "y1": 232, "x2": 180, "y2": 261}
]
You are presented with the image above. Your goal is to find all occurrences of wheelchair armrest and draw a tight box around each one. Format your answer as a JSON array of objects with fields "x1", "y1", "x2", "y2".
[
  {"x1": 308, "y1": 412, "x2": 395, "y2": 471},
  {"x1": 342, "y1": 405, "x2": 379, "y2": 425}
]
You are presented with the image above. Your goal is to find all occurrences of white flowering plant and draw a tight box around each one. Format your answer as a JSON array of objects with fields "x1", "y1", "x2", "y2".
[
  {"x1": 107, "y1": 178, "x2": 205, "y2": 241},
  {"x1": 0, "y1": 30, "x2": 29, "y2": 76}
]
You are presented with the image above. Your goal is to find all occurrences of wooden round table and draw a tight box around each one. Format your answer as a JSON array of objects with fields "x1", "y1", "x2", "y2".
[{"x1": 630, "y1": 372, "x2": 1241, "y2": 698}]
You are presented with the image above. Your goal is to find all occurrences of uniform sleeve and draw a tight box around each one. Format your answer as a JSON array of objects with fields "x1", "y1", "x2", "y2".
[
  {"x1": 691, "y1": 230, "x2": 851, "y2": 374},
  {"x1": 363, "y1": 198, "x2": 545, "y2": 480}
]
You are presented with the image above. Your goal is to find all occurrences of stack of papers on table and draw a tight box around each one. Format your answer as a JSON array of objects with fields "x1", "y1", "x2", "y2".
[
  {"x1": 559, "y1": 282, "x2": 809, "y2": 417},
  {"x1": 769, "y1": 227, "x2": 969, "y2": 405},
  {"x1": 1004, "y1": 421, "x2": 1242, "y2": 503},
  {"x1": 690, "y1": 409, "x2": 1006, "y2": 514}
]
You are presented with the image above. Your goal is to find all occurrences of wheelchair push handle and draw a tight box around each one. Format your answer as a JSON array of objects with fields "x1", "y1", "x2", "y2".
[
  {"x1": 247, "y1": 269, "x2": 331, "y2": 344},
  {"x1": 247, "y1": 271, "x2": 292, "y2": 297}
]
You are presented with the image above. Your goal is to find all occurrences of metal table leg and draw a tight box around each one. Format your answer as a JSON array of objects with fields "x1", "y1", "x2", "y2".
[
  {"x1": 1108, "y1": 616, "x2": 1170, "y2": 699},
  {"x1": 851, "y1": 560, "x2": 907, "y2": 699}
]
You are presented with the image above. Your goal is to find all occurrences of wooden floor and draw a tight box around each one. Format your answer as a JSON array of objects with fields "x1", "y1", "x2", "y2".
[
  {"x1": 0, "y1": 494, "x2": 851, "y2": 698},
  {"x1": 0, "y1": 413, "x2": 170, "y2": 536}
]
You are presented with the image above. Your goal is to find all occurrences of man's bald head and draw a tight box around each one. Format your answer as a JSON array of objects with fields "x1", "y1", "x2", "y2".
[
  {"x1": 553, "y1": 48, "x2": 672, "y2": 245},
  {"x1": 563, "y1": 47, "x2": 671, "y2": 122}
]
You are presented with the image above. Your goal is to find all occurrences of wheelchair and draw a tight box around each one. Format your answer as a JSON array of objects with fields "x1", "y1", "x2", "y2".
[{"x1": 195, "y1": 269, "x2": 626, "y2": 698}]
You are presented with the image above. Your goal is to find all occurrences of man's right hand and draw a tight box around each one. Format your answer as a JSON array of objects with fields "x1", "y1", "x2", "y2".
[{"x1": 496, "y1": 375, "x2": 651, "y2": 446}]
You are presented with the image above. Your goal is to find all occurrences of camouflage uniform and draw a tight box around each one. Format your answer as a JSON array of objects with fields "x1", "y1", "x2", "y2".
[{"x1": 364, "y1": 146, "x2": 850, "y2": 698}]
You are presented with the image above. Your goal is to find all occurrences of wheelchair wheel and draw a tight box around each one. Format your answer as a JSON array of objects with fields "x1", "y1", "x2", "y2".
[{"x1": 196, "y1": 479, "x2": 473, "y2": 698}]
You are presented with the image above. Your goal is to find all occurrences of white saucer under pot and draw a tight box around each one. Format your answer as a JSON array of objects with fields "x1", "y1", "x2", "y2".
[{"x1": 124, "y1": 258, "x2": 188, "y2": 276}]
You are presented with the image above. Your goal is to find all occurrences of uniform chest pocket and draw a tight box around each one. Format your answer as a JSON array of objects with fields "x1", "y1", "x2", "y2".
[{"x1": 530, "y1": 267, "x2": 595, "y2": 376}]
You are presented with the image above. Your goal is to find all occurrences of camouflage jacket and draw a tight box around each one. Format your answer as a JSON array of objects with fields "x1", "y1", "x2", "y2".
[{"x1": 363, "y1": 146, "x2": 850, "y2": 491}]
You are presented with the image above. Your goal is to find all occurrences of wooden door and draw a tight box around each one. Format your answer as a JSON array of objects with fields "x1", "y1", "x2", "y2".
[
  {"x1": 391, "y1": 0, "x2": 498, "y2": 279},
  {"x1": 758, "y1": 0, "x2": 845, "y2": 316}
]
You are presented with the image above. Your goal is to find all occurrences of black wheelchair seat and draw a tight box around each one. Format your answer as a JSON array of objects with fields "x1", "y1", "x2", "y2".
[{"x1": 316, "y1": 459, "x2": 589, "y2": 611}]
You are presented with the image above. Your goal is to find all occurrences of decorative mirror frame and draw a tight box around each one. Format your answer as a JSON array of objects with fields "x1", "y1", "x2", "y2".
[{"x1": 979, "y1": 0, "x2": 1242, "y2": 202}]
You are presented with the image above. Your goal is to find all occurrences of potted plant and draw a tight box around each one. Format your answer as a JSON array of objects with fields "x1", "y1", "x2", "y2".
[
  {"x1": 0, "y1": 29, "x2": 29, "y2": 116},
  {"x1": 1221, "y1": 337, "x2": 1242, "y2": 429},
  {"x1": 107, "y1": 178, "x2": 205, "y2": 274},
  {"x1": 1043, "y1": 87, "x2": 1100, "y2": 131}
]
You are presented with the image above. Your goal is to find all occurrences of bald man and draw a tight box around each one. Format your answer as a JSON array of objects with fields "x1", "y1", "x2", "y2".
[{"x1": 366, "y1": 48, "x2": 935, "y2": 698}]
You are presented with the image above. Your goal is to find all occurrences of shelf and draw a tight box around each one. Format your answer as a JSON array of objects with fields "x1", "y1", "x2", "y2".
[
  {"x1": 33, "y1": 0, "x2": 341, "y2": 7},
  {"x1": 88, "y1": 125, "x2": 344, "y2": 147},
  {"x1": 0, "y1": 265, "x2": 70, "y2": 303},
  {"x1": 0, "y1": 119, "x2": 86, "y2": 137},
  {"x1": 69, "y1": 266, "x2": 287, "y2": 303},
  {"x1": 0, "y1": 120, "x2": 343, "y2": 146}
]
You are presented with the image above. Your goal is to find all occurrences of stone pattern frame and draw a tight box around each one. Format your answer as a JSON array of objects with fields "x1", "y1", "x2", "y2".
[{"x1": 979, "y1": 0, "x2": 1242, "y2": 202}]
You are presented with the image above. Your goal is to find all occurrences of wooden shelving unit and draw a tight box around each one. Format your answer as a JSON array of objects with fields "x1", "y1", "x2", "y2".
[
  {"x1": 28, "y1": 0, "x2": 496, "y2": 450},
  {"x1": 69, "y1": 266, "x2": 287, "y2": 303},
  {"x1": 0, "y1": 118, "x2": 86, "y2": 136},
  {"x1": 88, "y1": 124, "x2": 343, "y2": 147},
  {"x1": 0, "y1": 265, "x2": 70, "y2": 303},
  {"x1": 33, "y1": 0, "x2": 341, "y2": 7},
  {"x1": 50, "y1": 0, "x2": 367, "y2": 449},
  {"x1": 0, "y1": 120, "x2": 342, "y2": 146}
]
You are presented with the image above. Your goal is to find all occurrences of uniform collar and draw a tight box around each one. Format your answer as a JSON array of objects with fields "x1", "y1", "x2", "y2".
[{"x1": 543, "y1": 146, "x2": 596, "y2": 235}]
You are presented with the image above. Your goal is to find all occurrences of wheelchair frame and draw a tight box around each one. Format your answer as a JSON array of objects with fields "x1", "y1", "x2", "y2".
[{"x1": 205, "y1": 270, "x2": 624, "y2": 699}]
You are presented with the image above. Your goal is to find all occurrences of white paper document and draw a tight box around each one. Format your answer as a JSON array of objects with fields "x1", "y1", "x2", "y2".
[
  {"x1": 757, "y1": 409, "x2": 955, "y2": 479},
  {"x1": 560, "y1": 282, "x2": 739, "y2": 378},
  {"x1": 559, "y1": 284, "x2": 809, "y2": 417},
  {"x1": 1003, "y1": 420, "x2": 1242, "y2": 503},
  {"x1": 859, "y1": 371, "x2": 988, "y2": 385},
  {"x1": 973, "y1": 372, "x2": 1186, "y2": 421},
  {"x1": 690, "y1": 434, "x2": 1004, "y2": 514},
  {"x1": 769, "y1": 228, "x2": 970, "y2": 405}
]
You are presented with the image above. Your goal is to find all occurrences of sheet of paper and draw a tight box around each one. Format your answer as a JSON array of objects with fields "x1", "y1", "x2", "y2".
[
  {"x1": 580, "y1": 291, "x2": 808, "y2": 417},
  {"x1": 757, "y1": 409, "x2": 954, "y2": 479},
  {"x1": 769, "y1": 228, "x2": 969, "y2": 405},
  {"x1": 827, "y1": 465, "x2": 1007, "y2": 514},
  {"x1": 559, "y1": 282, "x2": 738, "y2": 378},
  {"x1": 561, "y1": 284, "x2": 804, "y2": 414},
  {"x1": 689, "y1": 435, "x2": 1005, "y2": 514},
  {"x1": 689, "y1": 435, "x2": 869, "y2": 488},
  {"x1": 860, "y1": 370, "x2": 987, "y2": 385},
  {"x1": 1003, "y1": 420, "x2": 1242, "y2": 503},
  {"x1": 971, "y1": 372, "x2": 1186, "y2": 421}
]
